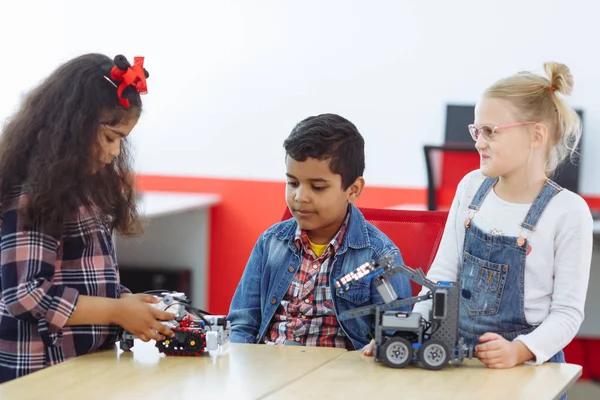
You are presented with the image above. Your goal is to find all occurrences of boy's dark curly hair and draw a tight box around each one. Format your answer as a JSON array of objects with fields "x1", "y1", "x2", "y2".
[{"x1": 283, "y1": 113, "x2": 365, "y2": 189}]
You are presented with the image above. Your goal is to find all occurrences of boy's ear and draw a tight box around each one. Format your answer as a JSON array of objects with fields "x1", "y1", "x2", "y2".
[{"x1": 347, "y1": 177, "x2": 365, "y2": 204}]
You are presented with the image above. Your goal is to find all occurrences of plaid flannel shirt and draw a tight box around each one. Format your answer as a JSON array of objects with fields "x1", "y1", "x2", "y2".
[
  {"x1": 0, "y1": 188, "x2": 129, "y2": 383},
  {"x1": 267, "y1": 212, "x2": 353, "y2": 349}
]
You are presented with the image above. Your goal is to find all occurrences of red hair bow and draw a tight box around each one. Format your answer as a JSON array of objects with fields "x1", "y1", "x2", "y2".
[{"x1": 109, "y1": 56, "x2": 148, "y2": 108}]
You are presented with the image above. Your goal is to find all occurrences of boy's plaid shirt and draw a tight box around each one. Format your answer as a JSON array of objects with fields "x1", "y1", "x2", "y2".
[{"x1": 267, "y1": 212, "x2": 353, "y2": 349}]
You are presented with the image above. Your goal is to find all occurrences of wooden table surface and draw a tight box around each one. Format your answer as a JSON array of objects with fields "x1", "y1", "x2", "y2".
[
  {"x1": 0, "y1": 340, "x2": 583, "y2": 400},
  {"x1": 0, "y1": 340, "x2": 347, "y2": 400},
  {"x1": 264, "y1": 350, "x2": 582, "y2": 400}
]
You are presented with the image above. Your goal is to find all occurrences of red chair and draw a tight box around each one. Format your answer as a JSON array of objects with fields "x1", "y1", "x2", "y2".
[
  {"x1": 424, "y1": 144, "x2": 480, "y2": 211},
  {"x1": 281, "y1": 207, "x2": 449, "y2": 296}
]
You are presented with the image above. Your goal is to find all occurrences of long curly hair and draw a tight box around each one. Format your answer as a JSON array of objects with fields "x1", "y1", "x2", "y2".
[{"x1": 0, "y1": 53, "x2": 146, "y2": 238}]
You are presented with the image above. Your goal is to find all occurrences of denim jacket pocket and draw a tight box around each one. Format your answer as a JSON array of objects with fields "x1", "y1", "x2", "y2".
[
  {"x1": 461, "y1": 251, "x2": 508, "y2": 316},
  {"x1": 336, "y1": 281, "x2": 370, "y2": 306}
]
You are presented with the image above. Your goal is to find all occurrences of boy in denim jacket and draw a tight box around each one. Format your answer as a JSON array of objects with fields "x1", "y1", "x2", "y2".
[{"x1": 228, "y1": 113, "x2": 412, "y2": 350}]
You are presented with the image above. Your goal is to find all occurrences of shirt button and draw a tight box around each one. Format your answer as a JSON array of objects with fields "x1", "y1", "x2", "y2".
[
  {"x1": 313, "y1": 265, "x2": 318, "y2": 270},
  {"x1": 304, "y1": 299, "x2": 310, "y2": 304},
  {"x1": 270, "y1": 297, "x2": 277, "y2": 304},
  {"x1": 295, "y1": 337, "x2": 300, "y2": 342},
  {"x1": 288, "y1": 266, "x2": 295, "y2": 272}
]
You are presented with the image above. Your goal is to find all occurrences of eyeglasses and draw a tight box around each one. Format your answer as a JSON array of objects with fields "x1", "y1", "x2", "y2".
[{"x1": 468, "y1": 122, "x2": 537, "y2": 142}]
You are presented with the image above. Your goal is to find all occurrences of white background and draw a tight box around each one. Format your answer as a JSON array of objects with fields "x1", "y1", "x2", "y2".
[{"x1": 1, "y1": 0, "x2": 598, "y2": 192}]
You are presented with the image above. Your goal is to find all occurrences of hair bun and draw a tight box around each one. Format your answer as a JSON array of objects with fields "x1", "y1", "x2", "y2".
[
  {"x1": 113, "y1": 55, "x2": 131, "y2": 71},
  {"x1": 543, "y1": 62, "x2": 574, "y2": 96}
]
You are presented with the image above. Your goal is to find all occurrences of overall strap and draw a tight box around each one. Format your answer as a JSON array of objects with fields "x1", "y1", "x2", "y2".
[
  {"x1": 520, "y1": 179, "x2": 563, "y2": 232},
  {"x1": 468, "y1": 177, "x2": 498, "y2": 211},
  {"x1": 465, "y1": 177, "x2": 498, "y2": 228}
]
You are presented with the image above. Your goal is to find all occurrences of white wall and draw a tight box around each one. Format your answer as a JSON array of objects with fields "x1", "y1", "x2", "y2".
[{"x1": 1, "y1": 0, "x2": 599, "y2": 193}]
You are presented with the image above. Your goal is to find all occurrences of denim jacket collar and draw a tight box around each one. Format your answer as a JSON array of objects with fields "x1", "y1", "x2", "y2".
[{"x1": 272, "y1": 204, "x2": 371, "y2": 255}]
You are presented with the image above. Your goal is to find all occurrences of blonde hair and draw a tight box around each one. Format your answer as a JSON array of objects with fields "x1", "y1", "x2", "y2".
[{"x1": 484, "y1": 62, "x2": 582, "y2": 177}]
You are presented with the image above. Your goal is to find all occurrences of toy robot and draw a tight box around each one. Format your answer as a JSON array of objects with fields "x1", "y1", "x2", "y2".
[
  {"x1": 334, "y1": 255, "x2": 475, "y2": 370},
  {"x1": 119, "y1": 291, "x2": 231, "y2": 356}
]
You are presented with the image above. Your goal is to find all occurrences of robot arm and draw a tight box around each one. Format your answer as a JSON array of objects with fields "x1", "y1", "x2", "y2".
[
  {"x1": 334, "y1": 257, "x2": 389, "y2": 293},
  {"x1": 334, "y1": 255, "x2": 437, "y2": 300},
  {"x1": 337, "y1": 293, "x2": 432, "y2": 321}
]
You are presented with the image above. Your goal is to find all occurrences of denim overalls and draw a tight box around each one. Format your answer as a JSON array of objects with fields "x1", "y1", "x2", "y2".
[{"x1": 459, "y1": 176, "x2": 565, "y2": 365}]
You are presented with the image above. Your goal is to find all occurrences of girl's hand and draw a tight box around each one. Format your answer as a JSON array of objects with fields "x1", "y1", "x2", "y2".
[
  {"x1": 476, "y1": 332, "x2": 534, "y2": 368},
  {"x1": 112, "y1": 294, "x2": 175, "y2": 342}
]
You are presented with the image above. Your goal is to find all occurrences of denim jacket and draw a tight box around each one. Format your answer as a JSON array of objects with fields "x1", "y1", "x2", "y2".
[{"x1": 227, "y1": 205, "x2": 412, "y2": 350}]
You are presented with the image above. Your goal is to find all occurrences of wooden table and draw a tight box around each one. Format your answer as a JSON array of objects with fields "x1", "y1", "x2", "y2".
[
  {"x1": 0, "y1": 340, "x2": 347, "y2": 400},
  {"x1": 0, "y1": 341, "x2": 582, "y2": 400},
  {"x1": 264, "y1": 350, "x2": 582, "y2": 400}
]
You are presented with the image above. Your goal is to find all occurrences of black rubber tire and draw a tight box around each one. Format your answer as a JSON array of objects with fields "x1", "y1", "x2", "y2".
[
  {"x1": 120, "y1": 339, "x2": 134, "y2": 351},
  {"x1": 381, "y1": 336, "x2": 413, "y2": 368},
  {"x1": 420, "y1": 339, "x2": 450, "y2": 370}
]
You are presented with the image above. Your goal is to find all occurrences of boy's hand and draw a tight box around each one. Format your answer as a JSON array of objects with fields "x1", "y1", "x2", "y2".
[
  {"x1": 112, "y1": 294, "x2": 175, "y2": 342},
  {"x1": 475, "y1": 332, "x2": 534, "y2": 368},
  {"x1": 361, "y1": 339, "x2": 375, "y2": 356}
]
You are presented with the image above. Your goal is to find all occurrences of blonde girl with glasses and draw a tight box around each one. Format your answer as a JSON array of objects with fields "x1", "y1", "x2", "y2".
[{"x1": 409, "y1": 63, "x2": 593, "y2": 380}]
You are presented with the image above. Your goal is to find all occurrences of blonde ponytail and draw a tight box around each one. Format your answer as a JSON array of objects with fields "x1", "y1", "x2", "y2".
[{"x1": 544, "y1": 62, "x2": 582, "y2": 176}]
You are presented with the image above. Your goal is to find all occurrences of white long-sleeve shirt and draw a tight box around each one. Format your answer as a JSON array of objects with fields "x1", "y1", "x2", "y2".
[{"x1": 412, "y1": 169, "x2": 593, "y2": 364}]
